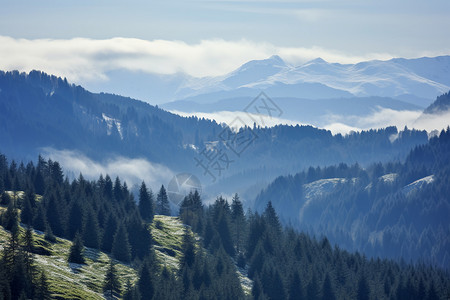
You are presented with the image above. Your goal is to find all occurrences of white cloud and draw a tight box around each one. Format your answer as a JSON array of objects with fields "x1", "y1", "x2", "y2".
[
  {"x1": 41, "y1": 148, "x2": 174, "y2": 192},
  {"x1": 323, "y1": 123, "x2": 361, "y2": 135},
  {"x1": 169, "y1": 110, "x2": 301, "y2": 129},
  {"x1": 170, "y1": 108, "x2": 450, "y2": 136},
  {"x1": 0, "y1": 35, "x2": 397, "y2": 83},
  {"x1": 323, "y1": 108, "x2": 450, "y2": 135},
  {"x1": 278, "y1": 46, "x2": 393, "y2": 66},
  {"x1": 413, "y1": 111, "x2": 450, "y2": 132}
]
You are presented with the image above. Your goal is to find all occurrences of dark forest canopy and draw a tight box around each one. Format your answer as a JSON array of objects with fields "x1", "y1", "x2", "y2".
[
  {"x1": 0, "y1": 153, "x2": 449, "y2": 299},
  {"x1": 254, "y1": 128, "x2": 450, "y2": 269}
]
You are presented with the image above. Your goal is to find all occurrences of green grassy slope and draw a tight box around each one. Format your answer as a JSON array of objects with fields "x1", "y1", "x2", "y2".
[
  {"x1": 1, "y1": 193, "x2": 251, "y2": 299},
  {"x1": 0, "y1": 226, "x2": 137, "y2": 300},
  {"x1": 151, "y1": 215, "x2": 186, "y2": 271}
]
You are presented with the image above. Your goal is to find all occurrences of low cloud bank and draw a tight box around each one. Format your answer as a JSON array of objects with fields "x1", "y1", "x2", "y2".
[
  {"x1": 171, "y1": 108, "x2": 450, "y2": 135},
  {"x1": 0, "y1": 35, "x2": 394, "y2": 83},
  {"x1": 170, "y1": 110, "x2": 300, "y2": 129},
  {"x1": 41, "y1": 148, "x2": 174, "y2": 192},
  {"x1": 323, "y1": 108, "x2": 450, "y2": 135}
]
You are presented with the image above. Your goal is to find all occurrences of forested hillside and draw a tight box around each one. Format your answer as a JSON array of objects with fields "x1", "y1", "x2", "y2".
[
  {"x1": 254, "y1": 128, "x2": 450, "y2": 269},
  {"x1": 0, "y1": 153, "x2": 449, "y2": 299},
  {"x1": 1, "y1": 70, "x2": 429, "y2": 178},
  {"x1": 424, "y1": 91, "x2": 450, "y2": 114},
  {"x1": 0, "y1": 154, "x2": 243, "y2": 299}
]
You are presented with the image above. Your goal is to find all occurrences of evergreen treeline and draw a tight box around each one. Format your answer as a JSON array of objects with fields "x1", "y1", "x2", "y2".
[
  {"x1": 254, "y1": 128, "x2": 450, "y2": 269},
  {"x1": 424, "y1": 91, "x2": 450, "y2": 114},
  {"x1": 1, "y1": 153, "x2": 449, "y2": 299},
  {"x1": 0, "y1": 155, "x2": 151, "y2": 263},
  {"x1": 0, "y1": 222, "x2": 52, "y2": 300},
  {"x1": 180, "y1": 194, "x2": 450, "y2": 300},
  {"x1": 0, "y1": 153, "x2": 244, "y2": 299}
]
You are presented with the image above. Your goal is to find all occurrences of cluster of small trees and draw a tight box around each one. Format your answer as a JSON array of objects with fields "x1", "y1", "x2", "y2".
[
  {"x1": 0, "y1": 154, "x2": 177, "y2": 265},
  {"x1": 0, "y1": 220, "x2": 50, "y2": 300}
]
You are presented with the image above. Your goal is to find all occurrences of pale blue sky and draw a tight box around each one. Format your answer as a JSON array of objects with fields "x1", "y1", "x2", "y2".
[
  {"x1": 1, "y1": 0, "x2": 449, "y2": 55},
  {"x1": 0, "y1": 0, "x2": 449, "y2": 81}
]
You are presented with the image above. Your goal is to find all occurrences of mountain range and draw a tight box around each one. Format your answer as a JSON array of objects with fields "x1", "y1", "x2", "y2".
[
  {"x1": 82, "y1": 55, "x2": 450, "y2": 109},
  {"x1": 156, "y1": 55, "x2": 450, "y2": 129},
  {"x1": 168, "y1": 55, "x2": 450, "y2": 103},
  {"x1": 1, "y1": 70, "x2": 438, "y2": 200},
  {"x1": 1, "y1": 68, "x2": 449, "y2": 272}
]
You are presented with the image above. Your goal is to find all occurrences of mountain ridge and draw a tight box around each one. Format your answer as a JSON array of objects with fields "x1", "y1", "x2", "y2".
[
  {"x1": 78, "y1": 55, "x2": 450, "y2": 106},
  {"x1": 0, "y1": 70, "x2": 432, "y2": 202},
  {"x1": 170, "y1": 55, "x2": 450, "y2": 104}
]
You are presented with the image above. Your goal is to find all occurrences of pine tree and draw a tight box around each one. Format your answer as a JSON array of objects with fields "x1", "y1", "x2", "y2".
[
  {"x1": 103, "y1": 259, "x2": 121, "y2": 298},
  {"x1": 231, "y1": 193, "x2": 246, "y2": 253},
  {"x1": 123, "y1": 279, "x2": 141, "y2": 300},
  {"x1": 3, "y1": 219, "x2": 20, "y2": 278},
  {"x1": 4, "y1": 221, "x2": 34, "y2": 299},
  {"x1": 306, "y1": 273, "x2": 320, "y2": 300},
  {"x1": 180, "y1": 228, "x2": 196, "y2": 270},
  {"x1": 49, "y1": 160, "x2": 64, "y2": 185},
  {"x1": 22, "y1": 226, "x2": 35, "y2": 279},
  {"x1": 156, "y1": 185, "x2": 171, "y2": 216},
  {"x1": 357, "y1": 274, "x2": 370, "y2": 300},
  {"x1": 11, "y1": 258, "x2": 30, "y2": 300},
  {"x1": 33, "y1": 204, "x2": 47, "y2": 232},
  {"x1": 260, "y1": 264, "x2": 286, "y2": 300},
  {"x1": 20, "y1": 195, "x2": 33, "y2": 226},
  {"x1": 103, "y1": 175, "x2": 114, "y2": 200},
  {"x1": 263, "y1": 201, "x2": 281, "y2": 234},
  {"x1": 44, "y1": 223, "x2": 56, "y2": 242},
  {"x1": 34, "y1": 170, "x2": 45, "y2": 195},
  {"x1": 0, "y1": 175, "x2": 4, "y2": 194},
  {"x1": 192, "y1": 257, "x2": 203, "y2": 290},
  {"x1": 126, "y1": 214, "x2": 152, "y2": 260},
  {"x1": 154, "y1": 266, "x2": 181, "y2": 300},
  {"x1": 179, "y1": 190, "x2": 203, "y2": 233},
  {"x1": 417, "y1": 278, "x2": 426, "y2": 300},
  {"x1": 2, "y1": 199, "x2": 18, "y2": 231},
  {"x1": 68, "y1": 233, "x2": 85, "y2": 264},
  {"x1": 66, "y1": 200, "x2": 84, "y2": 240},
  {"x1": 322, "y1": 273, "x2": 336, "y2": 300},
  {"x1": 113, "y1": 176, "x2": 123, "y2": 202},
  {"x1": 427, "y1": 281, "x2": 439, "y2": 300},
  {"x1": 83, "y1": 207, "x2": 100, "y2": 249},
  {"x1": 0, "y1": 191, "x2": 10, "y2": 205},
  {"x1": 45, "y1": 193, "x2": 64, "y2": 237},
  {"x1": 0, "y1": 259, "x2": 12, "y2": 300},
  {"x1": 288, "y1": 270, "x2": 304, "y2": 300},
  {"x1": 138, "y1": 181, "x2": 154, "y2": 222},
  {"x1": 252, "y1": 274, "x2": 265, "y2": 300},
  {"x1": 101, "y1": 214, "x2": 118, "y2": 253},
  {"x1": 216, "y1": 209, "x2": 235, "y2": 257},
  {"x1": 35, "y1": 270, "x2": 51, "y2": 300},
  {"x1": 138, "y1": 262, "x2": 154, "y2": 300},
  {"x1": 112, "y1": 223, "x2": 131, "y2": 263}
]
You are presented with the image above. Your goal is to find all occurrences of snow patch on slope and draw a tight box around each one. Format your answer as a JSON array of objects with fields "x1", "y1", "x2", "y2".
[
  {"x1": 380, "y1": 173, "x2": 398, "y2": 183},
  {"x1": 299, "y1": 178, "x2": 348, "y2": 221},
  {"x1": 102, "y1": 113, "x2": 123, "y2": 139},
  {"x1": 402, "y1": 175, "x2": 434, "y2": 196},
  {"x1": 177, "y1": 56, "x2": 450, "y2": 103}
]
